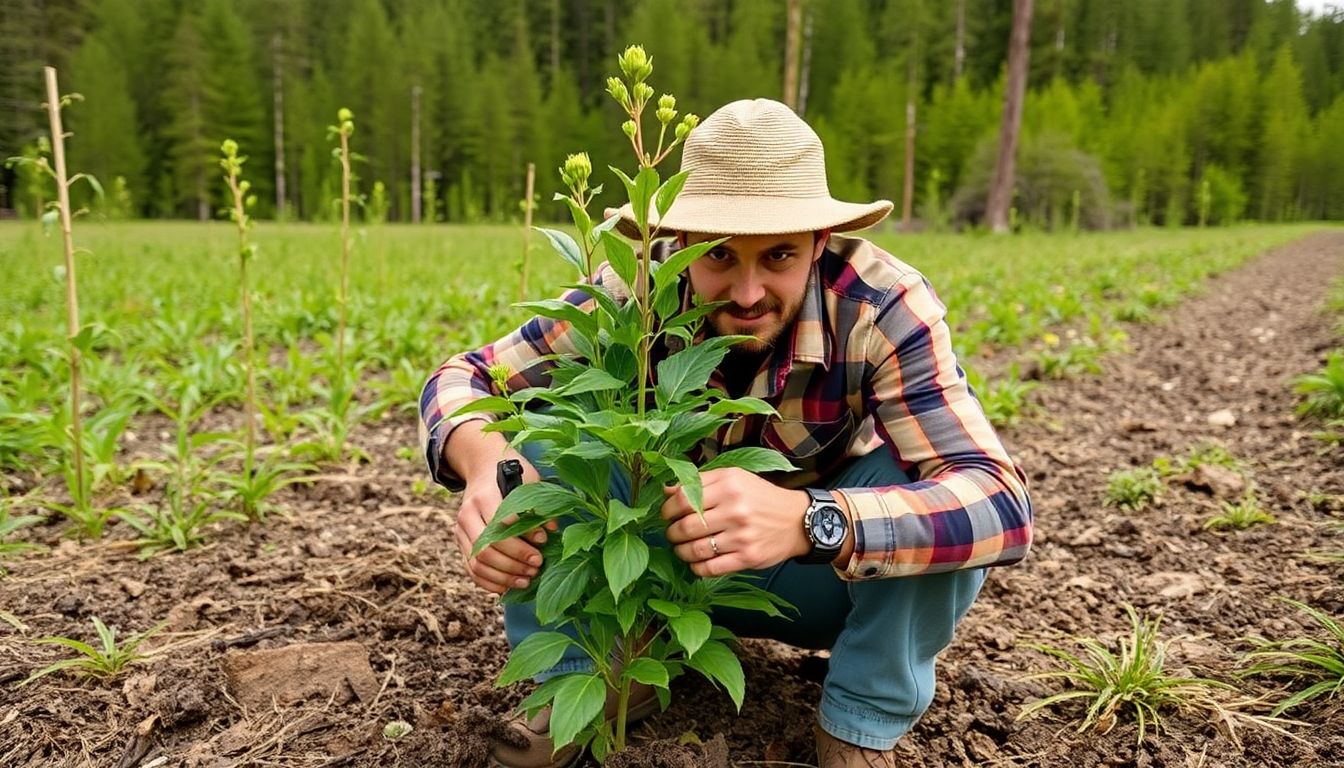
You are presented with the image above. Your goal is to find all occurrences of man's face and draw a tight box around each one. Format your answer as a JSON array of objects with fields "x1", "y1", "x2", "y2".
[{"x1": 684, "y1": 231, "x2": 818, "y2": 355}]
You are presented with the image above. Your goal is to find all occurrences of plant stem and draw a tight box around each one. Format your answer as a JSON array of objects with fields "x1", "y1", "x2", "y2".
[
  {"x1": 226, "y1": 165, "x2": 257, "y2": 482},
  {"x1": 338, "y1": 130, "x2": 351, "y2": 386},
  {"x1": 45, "y1": 67, "x2": 87, "y2": 513},
  {"x1": 613, "y1": 631, "x2": 634, "y2": 753}
]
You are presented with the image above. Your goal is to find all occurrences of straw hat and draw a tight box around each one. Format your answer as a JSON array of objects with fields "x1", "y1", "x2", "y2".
[{"x1": 611, "y1": 98, "x2": 892, "y2": 239}]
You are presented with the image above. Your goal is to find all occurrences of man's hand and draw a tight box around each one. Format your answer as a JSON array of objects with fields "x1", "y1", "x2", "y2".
[
  {"x1": 661, "y1": 467, "x2": 812, "y2": 577},
  {"x1": 454, "y1": 454, "x2": 555, "y2": 595}
]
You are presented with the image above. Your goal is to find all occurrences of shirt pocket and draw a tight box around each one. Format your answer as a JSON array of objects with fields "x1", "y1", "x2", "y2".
[{"x1": 761, "y1": 411, "x2": 857, "y2": 478}]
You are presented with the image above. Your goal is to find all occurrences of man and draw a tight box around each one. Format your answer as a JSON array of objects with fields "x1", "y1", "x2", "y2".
[{"x1": 419, "y1": 99, "x2": 1033, "y2": 767}]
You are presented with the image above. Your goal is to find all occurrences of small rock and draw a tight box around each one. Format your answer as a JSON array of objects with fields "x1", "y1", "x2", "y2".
[
  {"x1": 1184, "y1": 464, "x2": 1246, "y2": 500},
  {"x1": 122, "y1": 672, "x2": 158, "y2": 708},
  {"x1": 1065, "y1": 575, "x2": 1110, "y2": 591},
  {"x1": 221, "y1": 641, "x2": 380, "y2": 709},
  {"x1": 305, "y1": 540, "x2": 333, "y2": 558},
  {"x1": 965, "y1": 730, "x2": 1000, "y2": 761},
  {"x1": 1207, "y1": 409, "x2": 1237, "y2": 427},
  {"x1": 1134, "y1": 571, "x2": 1205, "y2": 599},
  {"x1": 54, "y1": 593, "x2": 83, "y2": 617},
  {"x1": 445, "y1": 620, "x2": 463, "y2": 640},
  {"x1": 120, "y1": 578, "x2": 148, "y2": 598},
  {"x1": 1069, "y1": 526, "x2": 1104, "y2": 547}
]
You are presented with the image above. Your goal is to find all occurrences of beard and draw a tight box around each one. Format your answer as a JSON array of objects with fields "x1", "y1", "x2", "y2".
[{"x1": 706, "y1": 296, "x2": 797, "y2": 354}]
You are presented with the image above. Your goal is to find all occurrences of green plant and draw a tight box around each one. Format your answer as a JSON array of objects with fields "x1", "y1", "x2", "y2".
[
  {"x1": 463, "y1": 46, "x2": 794, "y2": 761},
  {"x1": 1019, "y1": 605, "x2": 1243, "y2": 744},
  {"x1": 964, "y1": 364, "x2": 1037, "y2": 427},
  {"x1": 5, "y1": 76, "x2": 104, "y2": 538},
  {"x1": 1241, "y1": 599, "x2": 1344, "y2": 715},
  {"x1": 119, "y1": 386, "x2": 241, "y2": 557},
  {"x1": 328, "y1": 107, "x2": 356, "y2": 388},
  {"x1": 1152, "y1": 441, "x2": 1245, "y2": 479},
  {"x1": 0, "y1": 496, "x2": 44, "y2": 575},
  {"x1": 22, "y1": 616, "x2": 163, "y2": 683},
  {"x1": 1104, "y1": 467, "x2": 1163, "y2": 511},
  {"x1": 1295, "y1": 352, "x2": 1344, "y2": 421},
  {"x1": 221, "y1": 138, "x2": 264, "y2": 520},
  {"x1": 1204, "y1": 489, "x2": 1276, "y2": 531},
  {"x1": 293, "y1": 375, "x2": 373, "y2": 465},
  {"x1": 221, "y1": 446, "x2": 313, "y2": 521}
]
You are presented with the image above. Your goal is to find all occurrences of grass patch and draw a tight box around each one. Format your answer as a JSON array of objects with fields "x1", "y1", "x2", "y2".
[
  {"x1": 1104, "y1": 467, "x2": 1163, "y2": 511},
  {"x1": 1204, "y1": 489, "x2": 1276, "y2": 532},
  {"x1": 22, "y1": 616, "x2": 163, "y2": 684},
  {"x1": 1241, "y1": 599, "x2": 1344, "y2": 716}
]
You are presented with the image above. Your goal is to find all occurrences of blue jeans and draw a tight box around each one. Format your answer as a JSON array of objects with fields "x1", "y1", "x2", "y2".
[{"x1": 504, "y1": 444, "x2": 986, "y2": 750}]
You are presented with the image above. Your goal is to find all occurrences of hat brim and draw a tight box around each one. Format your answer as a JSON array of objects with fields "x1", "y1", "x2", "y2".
[{"x1": 605, "y1": 196, "x2": 893, "y2": 240}]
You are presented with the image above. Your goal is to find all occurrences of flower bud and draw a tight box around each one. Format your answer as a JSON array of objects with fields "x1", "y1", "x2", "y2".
[
  {"x1": 606, "y1": 77, "x2": 631, "y2": 110},
  {"x1": 658, "y1": 94, "x2": 675, "y2": 111},
  {"x1": 337, "y1": 107, "x2": 353, "y2": 123},
  {"x1": 221, "y1": 139, "x2": 238, "y2": 157},
  {"x1": 239, "y1": 180, "x2": 251, "y2": 194},
  {"x1": 618, "y1": 45, "x2": 648, "y2": 81},
  {"x1": 622, "y1": 120, "x2": 637, "y2": 139},
  {"x1": 487, "y1": 363, "x2": 513, "y2": 393},
  {"x1": 675, "y1": 114, "x2": 699, "y2": 141},
  {"x1": 633, "y1": 82, "x2": 654, "y2": 104},
  {"x1": 563, "y1": 152, "x2": 591, "y2": 187},
  {"x1": 342, "y1": 120, "x2": 355, "y2": 135},
  {"x1": 656, "y1": 107, "x2": 676, "y2": 124}
]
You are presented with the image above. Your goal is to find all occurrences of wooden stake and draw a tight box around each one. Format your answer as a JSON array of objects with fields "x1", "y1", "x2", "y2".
[
  {"x1": 411, "y1": 85, "x2": 422, "y2": 224},
  {"x1": 521, "y1": 162, "x2": 535, "y2": 301},
  {"x1": 902, "y1": 100, "x2": 916, "y2": 231},
  {"x1": 783, "y1": 0, "x2": 802, "y2": 110},
  {"x1": 44, "y1": 66, "x2": 86, "y2": 508}
]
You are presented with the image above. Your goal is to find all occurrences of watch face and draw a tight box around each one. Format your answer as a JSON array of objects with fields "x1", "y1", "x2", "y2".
[{"x1": 810, "y1": 505, "x2": 847, "y2": 548}]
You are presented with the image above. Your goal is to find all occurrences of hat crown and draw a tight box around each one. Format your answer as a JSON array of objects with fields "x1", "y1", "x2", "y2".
[{"x1": 680, "y1": 99, "x2": 830, "y2": 200}]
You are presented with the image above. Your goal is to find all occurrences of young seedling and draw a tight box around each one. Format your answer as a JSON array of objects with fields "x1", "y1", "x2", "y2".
[
  {"x1": 22, "y1": 616, "x2": 163, "y2": 684},
  {"x1": 1294, "y1": 351, "x2": 1344, "y2": 422},
  {"x1": 5, "y1": 68, "x2": 105, "y2": 538},
  {"x1": 328, "y1": 107, "x2": 356, "y2": 387},
  {"x1": 461, "y1": 45, "x2": 795, "y2": 761},
  {"x1": 964, "y1": 364, "x2": 1037, "y2": 427},
  {"x1": 1204, "y1": 489, "x2": 1276, "y2": 532},
  {"x1": 1103, "y1": 467, "x2": 1162, "y2": 512},
  {"x1": 1241, "y1": 599, "x2": 1344, "y2": 715},
  {"x1": 1019, "y1": 605, "x2": 1267, "y2": 746},
  {"x1": 0, "y1": 495, "x2": 44, "y2": 576}
]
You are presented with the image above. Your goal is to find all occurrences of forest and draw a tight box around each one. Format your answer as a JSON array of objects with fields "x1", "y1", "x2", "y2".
[{"x1": 1, "y1": 0, "x2": 1343, "y2": 228}]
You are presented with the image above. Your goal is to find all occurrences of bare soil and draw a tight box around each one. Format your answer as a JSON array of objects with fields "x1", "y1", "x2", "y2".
[{"x1": 2, "y1": 232, "x2": 1342, "y2": 767}]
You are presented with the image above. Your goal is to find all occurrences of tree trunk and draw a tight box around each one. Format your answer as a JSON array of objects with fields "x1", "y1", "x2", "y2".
[
  {"x1": 985, "y1": 0, "x2": 1034, "y2": 233},
  {"x1": 797, "y1": 10, "x2": 815, "y2": 117},
  {"x1": 411, "y1": 84, "x2": 422, "y2": 223},
  {"x1": 272, "y1": 34, "x2": 286, "y2": 220},
  {"x1": 783, "y1": 0, "x2": 802, "y2": 110},
  {"x1": 902, "y1": 100, "x2": 916, "y2": 230},
  {"x1": 954, "y1": 0, "x2": 965, "y2": 80}
]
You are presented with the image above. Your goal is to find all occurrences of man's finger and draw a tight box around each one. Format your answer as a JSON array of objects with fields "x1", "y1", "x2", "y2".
[
  {"x1": 476, "y1": 545, "x2": 539, "y2": 578},
  {"x1": 468, "y1": 557, "x2": 526, "y2": 593}
]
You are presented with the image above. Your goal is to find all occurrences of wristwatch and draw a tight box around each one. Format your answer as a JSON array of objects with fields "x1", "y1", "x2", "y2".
[{"x1": 794, "y1": 488, "x2": 848, "y2": 565}]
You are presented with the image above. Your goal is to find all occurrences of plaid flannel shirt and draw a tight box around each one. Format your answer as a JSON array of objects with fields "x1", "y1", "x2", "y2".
[{"x1": 419, "y1": 235, "x2": 1033, "y2": 581}]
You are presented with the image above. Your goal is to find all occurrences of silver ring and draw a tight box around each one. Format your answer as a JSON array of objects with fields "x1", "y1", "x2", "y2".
[{"x1": 708, "y1": 536, "x2": 720, "y2": 556}]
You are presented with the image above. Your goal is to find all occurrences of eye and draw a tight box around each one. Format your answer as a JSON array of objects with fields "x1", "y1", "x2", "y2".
[
  {"x1": 766, "y1": 250, "x2": 795, "y2": 265},
  {"x1": 705, "y1": 248, "x2": 732, "y2": 263}
]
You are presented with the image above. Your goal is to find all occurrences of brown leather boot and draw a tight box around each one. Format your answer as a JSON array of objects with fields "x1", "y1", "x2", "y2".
[
  {"x1": 490, "y1": 682, "x2": 660, "y2": 768},
  {"x1": 814, "y1": 724, "x2": 899, "y2": 768}
]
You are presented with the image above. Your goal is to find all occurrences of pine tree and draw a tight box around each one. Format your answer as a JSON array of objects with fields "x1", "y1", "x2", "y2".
[{"x1": 65, "y1": 32, "x2": 146, "y2": 214}]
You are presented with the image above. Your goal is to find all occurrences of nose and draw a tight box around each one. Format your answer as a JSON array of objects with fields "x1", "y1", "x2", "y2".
[{"x1": 730, "y1": 270, "x2": 766, "y2": 308}]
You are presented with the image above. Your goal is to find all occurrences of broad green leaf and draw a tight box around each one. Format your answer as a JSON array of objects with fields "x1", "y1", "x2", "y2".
[
  {"x1": 583, "y1": 589, "x2": 616, "y2": 616},
  {"x1": 654, "y1": 170, "x2": 691, "y2": 219},
  {"x1": 603, "y1": 529, "x2": 649, "y2": 599},
  {"x1": 556, "y1": 197, "x2": 593, "y2": 245},
  {"x1": 601, "y1": 230, "x2": 638, "y2": 290},
  {"x1": 556, "y1": 368, "x2": 625, "y2": 396},
  {"x1": 701, "y1": 447, "x2": 797, "y2": 474},
  {"x1": 670, "y1": 609, "x2": 712, "y2": 657},
  {"x1": 589, "y1": 212, "x2": 621, "y2": 247},
  {"x1": 516, "y1": 675, "x2": 566, "y2": 717},
  {"x1": 550, "y1": 673, "x2": 607, "y2": 748},
  {"x1": 707, "y1": 592, "x2": 788, "y2": 618},
  {"x1": 516, "y1": 299, "x2": 597, "y2": 337},
  {"x1": 654, "y1": 281, "x2": 681, "y2": 321},
  {"x1": 497, "y1": 631, "x2": 575, "y2": 686},
  {"x1": 534, "y1": 227, "x2": 586, "y2": 276},
  {"x1": 559, "y1": 441, "x2": 614, "y2": 462},
  {"x1": 561, "y1": 520, "x2": 605, "y2": 559},
  {"x1": 536, "y1": 558, "x2": 594, "y2": 624},
  {"x1": 687, "y1": 640, "x2": 746, "y2": 710},
  {"x1": 601, "y1": 344, "x2": 637, "y2": 384},
  {"x1": 655, "y1": 337, "x2": 737, "y2": 406},
  {"x1": 617, "y1": 593, "x2": 639, "y2": 634},
  {"x1": 708, "y1": 397, "x2": 779, "y2": 418},
  {"x1": 664, "y1": 456, "x2": 703, "y2": 513},
  {"x1": 559, "y1": 281, "x2": 621, "y2": 321},
  {"x1": 663, "y1": 412, "x2": 727, "y2": 454},
  {"x1": 606, "y1": 498, "x2": 645, "y2": 533},
  {"x1": 449, "y1": 396, "x2": 514, "y2": 418},
  {"x1": 648, "y1": 548, "x2": 681, "y2": 583},
  {"x1": 624, "y1": 656, "x2": 671, "y2": 689},
  {"x1": 664, "y1": 301, "x2": 721, "y2": 330},
  {"x1": 648, "y1": 598, "x2": 682, "y2": 618},
  {"x1": 653, "y1": 239, "x2": 723, "y2": 302}
]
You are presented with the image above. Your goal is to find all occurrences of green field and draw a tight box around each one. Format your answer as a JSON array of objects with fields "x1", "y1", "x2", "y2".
[{"x1": 0, "y1": 221, "x2": 1325, "y2": 541}]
